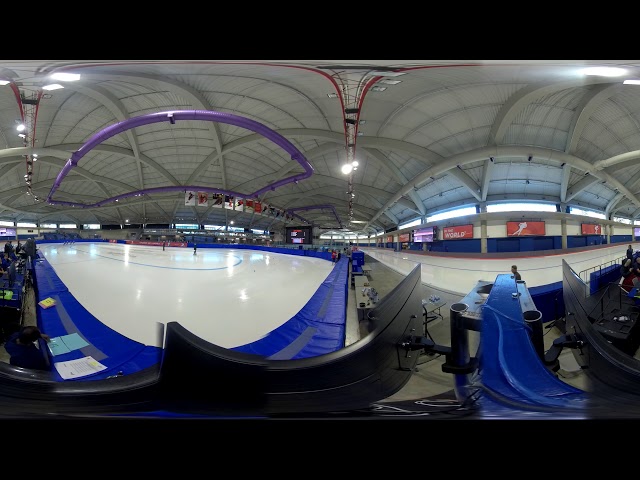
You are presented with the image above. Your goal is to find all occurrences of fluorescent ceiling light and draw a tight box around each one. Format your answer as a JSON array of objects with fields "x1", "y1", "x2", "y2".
[
  {"x1": 624, "y1": 79, "x2": 640, "y2": 85},
  {"x1": 51, "y1": 72, "x2": 81, "y2": 82},
  {"x1": 379, "y1": 79, "x2": 402, "y2": 85},
  {"x1": 580, "y1": 67, "x2": 627, "y2": 77},
  {"x1": 16, "y1": 124, "x2": 25, "y2": 132},
  {"x1": 42, "y1": 84, "x2": 64, "y2": 91},
  {"x1": 371, "y1": 86, "x2": 387, "y2": 92},
  {"x1": 327, "y1": 93, "x2": 338, "y2": 98},
  {"x1": 370, "y1": 71, "x2": 406, "y2": 77},
  {"x1": 0, "y1": 80, "x2": 10, "y2": 86}
]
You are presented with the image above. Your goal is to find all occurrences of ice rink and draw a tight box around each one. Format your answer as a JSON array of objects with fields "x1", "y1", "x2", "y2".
[
  {"x1": 361, "y1": 243, "x2": 634, "y2": 295},
  {"x1": 36, "y1": 241, "x2": 633, "y2": 351},
  {"x1": 38, "y1": 243, "x2": 333, "y2": 348}
]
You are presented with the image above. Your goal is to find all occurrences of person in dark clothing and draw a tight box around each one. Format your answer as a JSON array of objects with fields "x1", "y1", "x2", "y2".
[
  {"x1": 4, "y1": 326, "x2": 51, "y2": 371},
  {"x1": 511, "y1": 265, "x2": 522, "y2": 281},
  {"x1": 621, "y1": 258, "x2": 633, "y2": 277},
  {"x1": 632, "y1": 257, "x2": 640, "y2": 278},
  {"x1": 193, "y1": 243, "x2": 197, "y2": 255},
  {"x1": 621, "y1": 258, "x2": 636, "y2": 293},
  {"x1": 628, "y1": 245, "x2": 634, "y2": 261}
]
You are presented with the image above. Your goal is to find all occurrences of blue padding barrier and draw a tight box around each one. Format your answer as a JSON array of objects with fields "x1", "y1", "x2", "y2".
[
  {"x1": 233, "y1": 257, "x2": 349, "y2": 358},
  {"x1": 34, "y1": 254, "x2": 161, "y2": 381},
  {"x1": 481, "y1": 274, "x2": 587, "y2": 414},
  {"x1": 528, "y1": 281, "x2": 563, "y2": 324},
  {"x1": 589, "y1": 264, "x2": 620, "y2": 295},
  {"x1": 32, "y1": 256, "x2": 69, "y2": 297}
]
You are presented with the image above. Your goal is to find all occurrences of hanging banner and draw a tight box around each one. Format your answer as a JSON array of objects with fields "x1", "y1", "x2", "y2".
[
  {"x1": 243, "y1": 199, "x2": 255, "y2": 213},
  {"x1": 197, "y1": 191, "x2": 208, "y2": 207},
  {"x1": 443, "y1": 224, "x2": 474, "y2": 240},
  {"x1": 506, "y1": 221, "x2": 545, "y2": 236},
  {"x1": 399, "y1": 233, "x2": 410, "y2": 242},
  {"x1": 581, "y1": 223, "x2": 602, "y2": 235},
  {"x1": 185, "y1": 191, "x2": 196, "y2": 206},
  {"x1": 211, "y1": 193, "x2": 224, "y2": 208},
  {"x1": 233, "y1": 197, "x2": 244, "y2": 211},
  {"x1": 224, "y1": 195, "x2": 235, "y2": 210}
]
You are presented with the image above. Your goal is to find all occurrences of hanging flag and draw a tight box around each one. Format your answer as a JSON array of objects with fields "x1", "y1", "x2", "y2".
[
  {"x1": 185, "y1": 191, "x2": 196, "y2": 206},
  {"x1": 234, "y1": 197, "x2": 244, "y2": 211},
  {"x1": 197, "y1": 191, "x2": 209, "y2": 207},
  {"x1": 211, "y1": 193, "x2": 224, "y2": 208},
  {"x1": 224, "y1": 195, "x2": 235, "y2": 210}
]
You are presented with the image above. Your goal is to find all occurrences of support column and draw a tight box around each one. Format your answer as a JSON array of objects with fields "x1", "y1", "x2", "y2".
[
  {"x1": 561, "y1": 218, "x2": 568, "y2": 249},
  {"x1": 480, "y1": 220, "x2": 487, "y2": 253},
  {"x1": 607, "y1": 224, "x2": 612, "y2": 245}
]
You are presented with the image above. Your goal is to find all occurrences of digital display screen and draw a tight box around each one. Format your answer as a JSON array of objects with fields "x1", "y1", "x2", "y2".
[
  {"x1": 0, "y1": 228, "x2": 16, "y2": 236},
  {"x1": 286, "y1": 226, "x2": 312, "y2": 244},
  {"x1": 413, "y1": 227, "x2": 435, "y2": 242}
]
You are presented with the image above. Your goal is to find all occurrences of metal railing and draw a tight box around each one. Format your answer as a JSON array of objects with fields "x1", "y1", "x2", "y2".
[{"x1": 578, "y1": 255, "x2": 626, "y2": 289}]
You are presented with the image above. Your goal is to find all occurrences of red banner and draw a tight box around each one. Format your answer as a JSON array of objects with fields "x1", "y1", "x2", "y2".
[
  {"x1": 443, "y1": 224, "x2": 473, "y2": 240},
  {"x1": 581, "y1": 223, "x2": 603, "y2": 235},
  {"x1": 399, "y1": 233, "x2": 410, "y2": 242},
  {"x1": 507, "y1": 221, "x2": 545, "y2": 236},
  {"x1": 386, "y1": 235, "x2": 393, "y2": 243}
]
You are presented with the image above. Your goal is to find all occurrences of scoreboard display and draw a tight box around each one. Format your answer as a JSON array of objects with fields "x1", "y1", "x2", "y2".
[{"x1": 286, "y1": 226, "x2": 312, "y2": 244}]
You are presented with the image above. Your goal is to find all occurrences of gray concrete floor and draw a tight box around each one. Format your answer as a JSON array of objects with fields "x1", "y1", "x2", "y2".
[{"x1": 348, "y1": 254, "x2": 588, "y2": 406}]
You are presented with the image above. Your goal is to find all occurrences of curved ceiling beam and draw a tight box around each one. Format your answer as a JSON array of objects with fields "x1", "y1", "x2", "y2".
[
  {"x1": 491, "y1": 78, "x2": 615, "y2": 145},
  {"x1": 187, "y1": 128, "x2": 344, "y2": 184},
  {"x1": 565, "y1": 175, "x2": 600, "y2": 202},
  {"x1": 268, "y1": 173, "x2": 410, "y2": 209},
  {"x1": 593, "y1": 150, "x2": 640, "y2": 170},
  {"x1": 363, "y1": 148, "x2": 426, "y2": 215},
  {"x1": 447, "y1": 167, "x2": 481, "y2": 202},
  {"x1": 560, "y1": 164, "x2": 572, "y2": 203},
  {"x1": 480, "y1": 159, "x2": 494, "y2": 201},
  {"x1": 364, "y1": 145, "x2": 640, "y2": 229},
  {"x1": 83, "y1": 72, "x2": 223, "y2": 153},
  {"x1": 68, "y1": 84, "x2": 147, "y2": 188},
  {"x1": 605, "y1": 192, "x2": 625, "y2": 217},
  {"x1": 565, "y1": 84, "x2": 620, "y2": 153},
  {"x1": 0, "y1": 148, "x2": 138, "y2": 196},
  {"x1": 47, "y1": 110, "x2": 314, "y2": 209},
  {"x1": 87, "y1": 71, "x2": 229, "y2": 200}
]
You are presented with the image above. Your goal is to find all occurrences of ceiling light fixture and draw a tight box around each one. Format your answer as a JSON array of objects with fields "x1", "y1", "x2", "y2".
[
  {"x1": 369, "y1": 71, "x2": 406, "y2": 77},
  {"x1": 580, "y1": 67, "x2": 627, "y2": 77},
  {"x1": 16, "y1": 124, "x2": 25, "y2": 132},
  {"x1": 378, "y1": 79, "x2": 402, "y2": 85},
  {"x1": 623, "y1": 79, "x2": 640, "y2": 85},
  {"x1": 0, "y1": 80, "x2": 10, "y2": 86},
  {"x1": 371, "y1": 86, "x2": 387, "y2": 92},
  {"x1": 51, "y1": 72, "x2": 81, "y2": 82},
  {"x1": 42, "y1": 84, "x2": 64, "y2": 91},
  {"x1": 327, "y1": 93, "x2": 338, "y2": 98}
]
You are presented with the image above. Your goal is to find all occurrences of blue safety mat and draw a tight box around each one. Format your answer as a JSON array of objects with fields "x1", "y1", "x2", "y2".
[
  {"x1": 233, "y1": 257, "x2": 349, "y2": 358},
  {"x1": 481, "y1": 274, "x2": 587, "y2": 413},
  {"x1": 33, "y1": 256, "x2": 69, "y2": 297}
]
